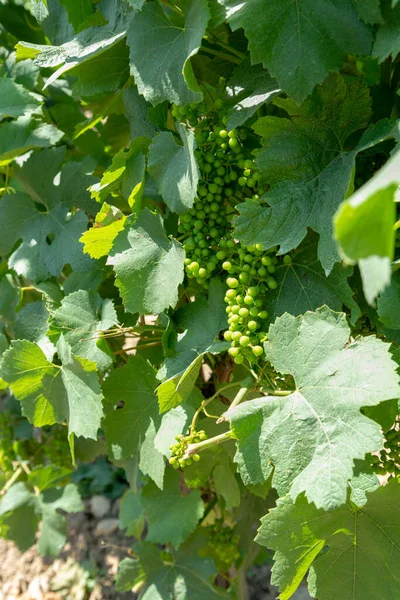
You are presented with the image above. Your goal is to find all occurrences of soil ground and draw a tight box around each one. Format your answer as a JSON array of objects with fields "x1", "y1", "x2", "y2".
[{"x1": 0, "y1": 498, "x2": 312, "y2": 600}]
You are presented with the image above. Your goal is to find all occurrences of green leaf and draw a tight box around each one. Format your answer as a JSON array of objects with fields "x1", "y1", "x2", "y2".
[
  {"x1": 122, "y1": 85, "x2": 157, "y2": 140},
  {"x1": 15, "y1": 300, "x2": 55, "y2": 361},
  {"x1": 102, "y1": 355, "x2": 162, "y2": 461},
  {"x1": 142, "y1": 469, "x2": 204, "y2": 548},
  {"x1": 372, "y1": 2, "x2": 400, "y2": 61},
  {"x1": 148, "y1": 125, "x2": 199, "y2": 214},
  {"x1": 218, "y1": 0, "x2": 372, "y2": 102},
  {"x1": 119, "y1": 489, "x2": 144, "y2": 537},
  {"x1": 37, "y1": 483, "x2": 83, "y2": 556},
  {"x1": 0, "y1": 274, "x2": 19, "y2": 328},
  {"x1": 157, "y1": 354, "x2": 203, "y2": 413},
  {"x1": 70, "y1": 40, "x2": 130, "y2": 97},
  {"x1": 352, "y1": 0, "x2": 383, "y2": 23},
  {"x1": 213, "y1": 462, "x2": 241, "y2": 509},
  {"x1": 334, "y1": 148, "x2": 399, "y2": 303},
  {"x1": 16, "y1": 0, "x2": 128, "y2": 87},
  {"x1": 0, "y1": 116, "x2": 63, "y2": 166},
  {"x1": 377, "y1": 270, "x2": 400, "y2": 329},
  {"x1": 51, "y1": 290, "x2": 117, "y2": 371},
  {"x1": 257, "y1": 480, "x2": 400, "y2": 600},
  {"x1": 263, "y1": 235, "x2": 360, "y2": 324},
  {"x1": 58, "y1": 0, "x2": 95, "y2": 32},
  {"x1": 80, "y1": 202, "x2": 126, "y2": 259},
  {"x1": 228, "y1": 307, "x2": 400, "y2": 509},
  {"x1": 28, "y1": 465, "x2": 73, "y2": 492},
  {"x1": 234, "y1": 77, "x2": 397, "y2": 273},
  {"x1": 89, "y1": 137, "x2": 149, "y2": 208},
  {"x1": 0, "y1": 77, "x2": 41, "y2": 117},
  {"x1": 0, "y1": 482, "x2": 39, "y2": 552},
  {"x1": 0, "y1": 148, "x2": 96, "y2": 281},
  {"x1": 117, "y1": 539, "x2": 224, "y2": 598},
  {"x1": 108, "y1": 209, "x2": 185, "y2": 315},
  {"x1": 226, "y1": 59, "x2": 280, "y2": 130},
  {"x1": 127, "y1": 0, "x2": 210, "y2": 105},
  {"x1": 158, "y1": 279, "x2": 230, "y2": 381},
  {"x1": 0, "y1": 337, "x2": 104, "y2": 440},
  {"x1": 0, "y1": 481, "x2": 82, "y2": 557}
]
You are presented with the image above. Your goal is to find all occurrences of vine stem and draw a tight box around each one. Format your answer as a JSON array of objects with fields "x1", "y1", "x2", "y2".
[
  {"x1": 200, "y1": 46, "x2": 241, "y2": 65},
  {"x1": 184, "y1": 430, "x2": 234, "y2": 459},
  {"x1": 190, "y1": 381, "x2": 241, "y2": 435},
  {"x1": 0, "y1": 466, "x2": 23, "y2": 496}
]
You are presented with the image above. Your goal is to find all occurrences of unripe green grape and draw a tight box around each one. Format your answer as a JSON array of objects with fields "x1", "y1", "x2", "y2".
[
  {"x1": 226, "y1": 288, "x2": 236, "y2": 299},
  {"x1": 227, "y1": 277, "x2": 239, "y2": 288},
  {"x1": 224, "y1": 331, "x2": 233, "y2": 341},
  {"x1": 240, "y1": 335, "x2": 250, "y2": 347},
  {"x1": 234, "y1": 354, "x2": 244, "y2": 364},
  {"x1": 229, "y1": 347, "x2": 239, "y2": 357},
  {"x1": 193, "y1": 453, "x2": 201, "y2": 462},
  {"x1": 223, "y1": 261, "x2": 232, "y2": 271},
  {"x1": 244, "y1": 295, "x2": 254, "y2": 305},
  {"x1": 248, "y1": 286, "x2": 259, "y2": 297},
  {"x1": 239, "y1": 272, "x2": 249, "y2": 283},
  {"x1": 258, "y1": 310, "x2": 268, "y2": 319},
  {"x1": 267, "y1": 277, "x2": 278, "y2": 289},
  {"x1": 239, "y1": 307, "x2": 249, "y2": 318},
  {"x1": 252, "y1": 345, "x2": 263, "y2": 357},
  {"x1": 249, "y1": 307, "x2": 258, "y2": 317},
  {"x1": 261, "y1": 255, "x2": 273, "y2": 266},
  {"x1": 238, "y1": 176, "x2": 247, "y2": 186},
  {"x1": 248, "y1": 320, "x2": 258, "y2": 331},
  {"x1": 283, "y1": 255, "x2": 292, "y2": 264},
  {"x1": 232, "y1": 331, "x2": 242, "y2": 342}
]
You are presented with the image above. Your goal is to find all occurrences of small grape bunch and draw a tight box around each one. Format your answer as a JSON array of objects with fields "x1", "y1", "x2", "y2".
[
  {"x1": 371, "y1": 426, "x2": 400, "y2": 476},
  {"x1": 221, "y1": 241, "x2": 291, "y2": 363},
  {"x1": 208, "y1": 519, "x2": 241, "y2": 570},
  {"x1": 168, "y1": 429, "x2": 208, "y2": 468}
]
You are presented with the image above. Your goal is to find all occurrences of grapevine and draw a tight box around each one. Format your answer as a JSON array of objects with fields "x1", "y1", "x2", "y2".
[{"x1": 0, "y1": 3, "x2": 399, "y2": 600}]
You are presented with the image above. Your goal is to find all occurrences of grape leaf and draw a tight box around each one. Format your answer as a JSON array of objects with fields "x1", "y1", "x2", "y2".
[
  {"x1": 0, "y1": 482, "x2": 39, "y2": 552},
  {"x1": 372, "y1": 2, "x2": 400, "y2": 61},
  {"x1": 234, "y1": 76, "x2": 397, "y2": 273},
  {"x1": 37, "y1": 483, "x2": 83, "y2": 556},
  {"x1": 0, "y1": 148, "x2": 97, "y2": 281},
  {"x1": 0, "y1": 77, "x2": 41, "y2": 117},
  {"x1": 264, "y1": 235, "x2": 360, "y2": 324},
  {"x1": 15, "y1": 300, "x2": 55, "y2": 361},
  {"x1": 257, "y1": 480, "x2": 400, "y2": 600},
  {"x1": 119, "y1": 489, "x2": 144, "y2": 537},
  {"x1": 0, "y1": 337, "x2": 104, "y2": 440},
  {"x1": 156, "y1": 354, "x2": 203, "y2": 413},
  {"x1": 352, "y1": 0, "x2": 383, "y2": 23},
  {"x1": 0, "y1": 481, "x2": 82, "y2": 556},
  {"x1": 51, "y1": 290, "x2": 118, "y2": 371},
  {"x1": 58, "y1": 0, "x2": 96, "y2": 32},
  {"x1": 70, "y1": 40, "x2": 130, "y2": 97},
  {"x1": 122, "y1": 85, "x2": 157, "y2": 140},
  {"x1": 0, "y1": 116, "x2": 63, "y2": 166},
  {"x1": 157, "y1": 279, "x2": 230, "y2": 381},
  {"x1": 148, "y1": 125, "x2": 199, "y2": 214},
  {"x1": 80, "y1": 203, "x2": 126, "y2": 259},
  {"x1": 226, "y1": 59, "x2": 280, "y2": 130},
  {"x1": 102, "y1": 354, "x2": 162, "y2": 462},
  {"x1": 89, "y1": 137, "x2": 149, "y2": 208},
  {"x1": 142, "y1": 469, "x2": 204, "y2": 548},
  {"x1": 217, "y1": 0, "x2": 372, "y2": 102},
  {"x1": 127, "y1": 0, "x2": 209, "y2": 105},
  {"x1": 16, "y1": 0, "x2": 129, "y2": 88},
  {"x1": 377, "y1": 270, "x2": 400, "y2": 329},
  {"x1": 117, "y1": 540, "x2": 224, "y2": 598},
  {"x1": 335, "y1": 148, "x2": 399, "y2": 304},
  {"x1": 227, "y1": 307, "x2": 400, "y2": 509},
  {"x1": 107, "y1": 209, "x2": 185, "y2": 315}
]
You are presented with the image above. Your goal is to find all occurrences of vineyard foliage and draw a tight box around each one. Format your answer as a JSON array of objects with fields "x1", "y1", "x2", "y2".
[{"x1": 0, "y1": 1, "x2": 399, "y2": 598}]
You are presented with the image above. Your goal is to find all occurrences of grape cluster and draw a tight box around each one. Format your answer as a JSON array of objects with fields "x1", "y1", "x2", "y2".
[
  {"x1": 0, "y1": 412, "x2": 15, "y2": 476},
  {"x1": 221, "y1": 242, "x2": 290, "y2": 363},
  {"x1": 371, "y1": 426, "x2": 400, "y2": 476},
  {"x1": 174, "y1": 99, "x2": 264, "y2": 288},
  {"x1": 168, "y1": 429, "x2": 207, "y2": 468},
  {"x1": 207, "y1": 519, "x2": 240, "y2": 570}
]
